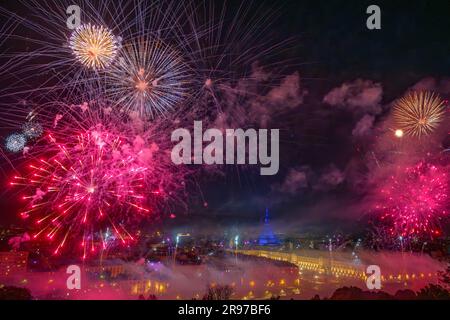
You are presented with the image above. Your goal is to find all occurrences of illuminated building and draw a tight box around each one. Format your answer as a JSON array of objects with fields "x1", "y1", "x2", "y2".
[
  {"x1": 85, "y1": 264, "x2": 126, "y2": 279},
  {"x1": 127, "y1": 279, "x2": 168, "y2": 296},
  {"x1": 258, "y1": 208, "x2": 280, "y2": 246},
  {"x1": 235, "y1": 249, "x2": 439, "y2": 285}
]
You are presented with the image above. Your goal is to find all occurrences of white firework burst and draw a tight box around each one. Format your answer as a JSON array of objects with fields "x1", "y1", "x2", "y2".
[
  {"x1": 105, "y1": 38, "x2": 192, "y2": 118},
  {"x1": 5, "y1": 133, "x2": 27, "y2": 153},
  {"x1": 22, "y1": 121, "x2": 43, "y2": 139}
]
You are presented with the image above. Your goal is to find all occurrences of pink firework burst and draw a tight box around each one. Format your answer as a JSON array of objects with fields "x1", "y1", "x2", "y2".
[
  {"x1": 10, "y1": 121, "x2": 164, "y2": 259},
  {"x1": 377, "y1": 162, "x2": 449, "y2": 239}
]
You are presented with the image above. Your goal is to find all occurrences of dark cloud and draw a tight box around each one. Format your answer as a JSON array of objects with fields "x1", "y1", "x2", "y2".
[
  {"x1": 352, "y1": 114, "x2": 375, "y2": 138},
  {"x1": 314, "y1": 164, "x2": 346, "y2": 191},
  {"x1": 275, "y1": 167, "x2": 309, "y2": 195},
  {"x1": 212, "y1": 70, "x2": 308, "y2": 129},
  {"x1": 410, "y1": 77, "x2": 450, "y2": 95},
  {"x1": 323, "y1": 79, "x2": 383, "y2": 116}
]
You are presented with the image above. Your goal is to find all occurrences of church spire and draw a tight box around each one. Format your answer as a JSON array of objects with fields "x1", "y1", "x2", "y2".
[{"x1": 258, "y1": 207, "x2": 280, "y2": 246}]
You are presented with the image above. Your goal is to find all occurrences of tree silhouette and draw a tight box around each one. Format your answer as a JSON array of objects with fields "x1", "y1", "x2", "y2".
[
  {"x1": 202, "y1": 285, "x2": 234, "y2": 300},
  {"x1": 0, "y1": 286, "x2": 33, "y2": 300}
]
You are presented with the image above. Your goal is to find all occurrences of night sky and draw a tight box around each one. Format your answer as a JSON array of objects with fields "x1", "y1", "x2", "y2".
[
  {"x1": 1, "y1": 0, "x2": 450, "y2": 234},
  {"x1": 191, "y1": 0, "x2": 450, "y2": 232}
]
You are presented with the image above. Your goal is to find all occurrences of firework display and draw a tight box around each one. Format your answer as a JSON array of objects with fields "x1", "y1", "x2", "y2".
[
  {"x1": 12, "y1": 130, "x2": 148, "y2": 258},
  {"x1": 0, "y1": 0, "x2": 290, "y2": 258},
  {"x1": 392, "y1": 91, "x2": 446, "y2": 138},
  {"x1": 9, "y1": 104, "x2": 188, "y2": 257},
  {"x1": 376, "y1": 162, "x2": 449, "y2": 239},
  {"x1": 0, "y1": 0, "x2": 448, "y2": 257},
  {"x1": 0, "y1": 0, "x2": 288, "y2": 120},
  {"x1": 0, "y1": 1, "x2": 141, "y2": 98},
  {"x1": 1, "y1": 0, "x2": 450, "y2": 305}
]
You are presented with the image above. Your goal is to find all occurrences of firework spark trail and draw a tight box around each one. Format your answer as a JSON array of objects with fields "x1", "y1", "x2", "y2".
[
  {"x1": 169, "y1": 0, "x2": 296, "y2": 122},
  {"x1": 0, "y1": 0, "x2": 189, "y2": 101},
  {"x1": 0, "y1": 16, "x2": 23, "y2": 82},
  {"x1": 375, "y1": 162, "x2": 449, "y2": 240}
]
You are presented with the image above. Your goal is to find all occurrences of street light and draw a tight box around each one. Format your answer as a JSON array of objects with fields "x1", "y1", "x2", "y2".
[{"x1": 173, "y1": 233, "x2": 191, "y2": 263}]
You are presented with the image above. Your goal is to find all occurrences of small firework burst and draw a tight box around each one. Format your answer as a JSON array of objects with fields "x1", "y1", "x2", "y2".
[
  {"x1": 106, "y1": 38, "x2": 191, "y2": 118},
  {"x1": 392, "y1": 90, "x2": 446, "y2": 138},
  {"x1": 22, "y1": 121, "x2": 43, "y2": 139},
  {"x1": 70, "y1": 24, "x2": 118, "y2": 70},
  {"x1": 5, "y1": 133, "x2": 27, "y2": 153},
  {"x1": 376, "y1": 162, "x2": 449, "y2": 239}
]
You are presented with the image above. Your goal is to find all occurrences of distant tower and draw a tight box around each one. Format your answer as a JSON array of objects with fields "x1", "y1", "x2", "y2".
[
  {"x1": 264, "y1": 207, "x2": 269, "y2": 224},
  {"x1": 258, "y1": 208, "x2": 280, "y2": 246}
]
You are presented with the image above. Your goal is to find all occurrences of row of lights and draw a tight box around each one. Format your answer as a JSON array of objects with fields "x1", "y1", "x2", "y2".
[{"x1": 240, "y1": 250, "x2": 439, "y2": 283}]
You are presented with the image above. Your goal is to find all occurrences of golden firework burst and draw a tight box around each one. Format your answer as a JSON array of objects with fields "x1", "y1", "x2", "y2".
[
  {"x1": 392, "y1": 90, "x2": 446, "y2": 138},
  {"x1": 69, "y1": 24, "x2": 118, "y2": 70}
]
